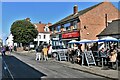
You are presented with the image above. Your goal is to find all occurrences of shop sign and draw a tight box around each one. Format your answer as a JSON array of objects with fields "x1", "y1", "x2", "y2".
[{"x1": 62, "y1": 31, "x2": 79, "y2": 39}]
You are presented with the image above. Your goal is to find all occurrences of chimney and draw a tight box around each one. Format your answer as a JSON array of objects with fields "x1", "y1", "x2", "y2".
[
  {"x1": 48, "y1": 22, "x2": 52, "y2": 26},
  {"x1": 25, "y1": 18, "x2": 31, "y2": 21},
  {"x1": 39, "y1": 21, "x2": 41, "y2": 24},
  {"x1": 73, "y1": 5, "x2": 78, "y2": 14}
]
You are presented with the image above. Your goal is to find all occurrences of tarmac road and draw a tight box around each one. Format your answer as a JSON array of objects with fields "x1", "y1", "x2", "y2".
[
  {"x1": 1, "y1": 53, "x2": 111, "y2": 80},
  {"x1": 2, "y1": 55, "x2": 46, "y2": 80}
]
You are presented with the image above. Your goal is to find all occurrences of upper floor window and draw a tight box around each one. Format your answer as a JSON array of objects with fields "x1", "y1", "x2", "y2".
[
  {"x1": 73, "y1": 21, "x2": 78, "y2": 29},
  {"x1": 39, "y1": 35, "x2": 41, "y2": 39},
  {"x1": 52, "y1": 27, "x2": 54, "y2": 31},
  {"x1": 64, "y1": 23, "x2": 70, "y2": 31},
  {"x1": 57, "y1": 26, "x2": 61, "y2": 32},
  {"x1": 44, "y1": 27, "x2": 49, "y2": 32}
]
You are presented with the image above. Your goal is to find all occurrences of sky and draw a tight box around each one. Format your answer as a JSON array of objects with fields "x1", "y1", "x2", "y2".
[{"x1": 1, "y1": 1, "x2": 119, "y2": 44}]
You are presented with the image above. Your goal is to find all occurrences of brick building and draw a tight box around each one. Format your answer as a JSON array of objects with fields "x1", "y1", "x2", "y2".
[{"x1": 49, "y1": 2, "x2": 119, "y2": 48}]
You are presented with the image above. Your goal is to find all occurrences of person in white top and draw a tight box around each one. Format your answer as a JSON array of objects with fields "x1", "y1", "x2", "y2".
[{"x1": 48, "y1": 45, "x2": 52, "y2": 58}]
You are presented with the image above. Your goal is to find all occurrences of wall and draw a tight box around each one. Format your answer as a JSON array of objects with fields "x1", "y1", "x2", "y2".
[
  {"x1": 79, "y1": 2, "x2": 119, "y2": 40},
  {"x1": 38, "y1": 33, "x2": 50, "y2": 44}
]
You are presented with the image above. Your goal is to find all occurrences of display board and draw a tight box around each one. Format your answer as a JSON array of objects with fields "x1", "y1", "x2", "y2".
[
  {"x1": 58, "y1": 51, "x2": 67, "y2": 61},
  {"x1": 84, "y1": 51, "x2": 96, "y2": 66}
]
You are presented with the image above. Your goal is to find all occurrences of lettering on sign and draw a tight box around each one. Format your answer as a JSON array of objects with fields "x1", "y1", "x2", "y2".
[
  {"x1": 84, "y1": 51, "x2": 96, "y2": 66},
  {"x1": 62, "y1": 31, "x2": 79, "y2": 39}
]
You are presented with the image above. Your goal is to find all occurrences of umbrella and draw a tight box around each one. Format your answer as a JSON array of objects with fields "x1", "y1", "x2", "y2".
[
  {"x1": 79, "y1": 39, "x2": 93, "y2": 44},
  {"x1": 68, "y1": 40, "x2": 79, "y2": 44},
  {"x1": 98, "y1": 36, "x2": 118, "y2": 42}
]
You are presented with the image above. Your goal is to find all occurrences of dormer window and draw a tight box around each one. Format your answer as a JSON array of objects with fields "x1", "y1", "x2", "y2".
[{"x1": 44, "y1": 25, "x2": 50, "y2": 32}]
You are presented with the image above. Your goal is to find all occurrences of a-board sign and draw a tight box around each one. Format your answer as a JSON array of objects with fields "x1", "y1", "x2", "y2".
[
  {"x1": 84, "y1": 51, "x2": 96, "y2": 66},
  {"x1": 58, "y1": 51, "x2": 66, "y2": 61}
]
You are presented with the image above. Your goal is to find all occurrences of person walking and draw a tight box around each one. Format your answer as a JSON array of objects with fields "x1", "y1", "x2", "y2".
[
  {"x1": 42, "y1": 46, "x2": 48, "y2": 61},
  {"x1": 35, "y1": 46, "x2": 39, "y2": 61},
  {"x1": 9, "y1": 46, "x2": 13, "y2": 55},
  {"x1": 2, "y1": 46, "x2": 6, "y2": 56},
  {"x1": 48, "y1": 44, "x2": 52, "y2": 58}
]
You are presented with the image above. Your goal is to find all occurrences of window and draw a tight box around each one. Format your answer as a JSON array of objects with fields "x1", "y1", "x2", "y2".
[
  {"x1": 73, "y1": 21, "x2": 78, "y2": 29},
  {"x1": 64, "y1": 23, "x2": 70, "y2": 31},
  {"x1": 52, "y1": 27, "x2": 54, "y2": 32},
  {"x1": 45, "y1": 27, "x2": 49, "y2": 32},
  {"x1": 44, "y1": 35, "x2": 46, "y2": 39},
  {"x1": 57, "y1": 26, "x2": 61, "y2": 32},
  {"x1": 39, "y1": 35, "x2": 41, "y2": 39}
]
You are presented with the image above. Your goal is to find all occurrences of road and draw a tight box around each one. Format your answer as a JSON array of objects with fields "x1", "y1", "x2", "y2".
[
  {"x1": 2, "y1": 52, "x2": 110, "y2": 80},
  {"x1": 0, "y1": 55, "x2": 2, "y2": 80}
]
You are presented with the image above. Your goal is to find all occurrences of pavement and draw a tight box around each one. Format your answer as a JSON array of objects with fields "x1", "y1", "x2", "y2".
[{"x1": 5, "y1": 51, "x2": 119, "y2": 80}]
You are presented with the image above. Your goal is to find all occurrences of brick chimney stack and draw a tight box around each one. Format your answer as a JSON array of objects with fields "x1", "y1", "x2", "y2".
[
  {"x1": 25, "y1": 18, "x2": 31, "y2": 21},
  {"x1": 73, "y1": 5, "x2": 78, "y2": 14}
]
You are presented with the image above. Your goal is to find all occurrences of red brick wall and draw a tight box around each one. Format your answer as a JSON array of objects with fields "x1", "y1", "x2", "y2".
[{"x1": 79, "y1": 2, "x2": 119, "y2": 40}]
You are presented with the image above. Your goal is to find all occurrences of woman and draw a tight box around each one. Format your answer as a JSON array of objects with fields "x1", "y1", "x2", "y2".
[{"x1": 42, "y1": 46, "x2": 48, "y2": 61}]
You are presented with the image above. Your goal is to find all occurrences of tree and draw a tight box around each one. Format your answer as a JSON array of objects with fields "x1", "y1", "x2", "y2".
[{"x1": 11, "y1": 19, "x2": 38, "y2": 47}]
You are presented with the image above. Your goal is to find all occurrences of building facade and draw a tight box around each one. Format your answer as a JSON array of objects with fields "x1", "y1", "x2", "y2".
[
  {"x1": 0, "y1": 38, "x2": 2, "y2": 47},
  {"x1": 49, "y1": 2, "x2": 119, "y2": 48},
  {"x1": 6, "y1": 34, "x2": 14, "y2": 47},
  {"x1": 34, "y1": 22, "x2": 52, "y2": 46}
]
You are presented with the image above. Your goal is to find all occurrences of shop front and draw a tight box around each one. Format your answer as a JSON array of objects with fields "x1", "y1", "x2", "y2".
[{"x1": 61, "y1": 31, "x2": 80, "y2": 48}]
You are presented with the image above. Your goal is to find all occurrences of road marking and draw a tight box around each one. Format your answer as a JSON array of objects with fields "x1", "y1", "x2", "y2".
[{"x1": 3, "y1": 59, "x2": 14, "y2": 80}]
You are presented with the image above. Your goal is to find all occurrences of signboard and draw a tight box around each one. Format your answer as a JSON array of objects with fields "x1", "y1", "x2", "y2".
[
  {"x1": 84, "y1": 51, "x2": 96, "y2": 66},
  {"x1": 58, "y1": 51, "x2": 66, "y2": 61},
  {"x1": 62, "y1": 31, "x2": 79, "y2": 39}
]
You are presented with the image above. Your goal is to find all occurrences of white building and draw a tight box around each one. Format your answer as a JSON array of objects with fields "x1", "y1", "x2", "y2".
[
  {"x1": 34, "y1": 22, "x2": 52, "y2": 46},
  {"x1": 6, "y1": 34, "x2": 14, "y2": 47},
  {"x1": 0, "y1": 38, "x2": 2, "y2": 47}
]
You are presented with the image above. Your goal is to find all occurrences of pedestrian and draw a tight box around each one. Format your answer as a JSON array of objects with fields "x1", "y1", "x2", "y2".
[
  {"x1": 35, "y1": 46, "x2": 39, "y2": 61},
  {"x1": 48, "y1": 44, "x2": 52, "y2": 58},
  {"x1": 2, "y1": 46, "x2": 6, "y2": 56},
  {"x1": 9, "y1": 46, "x2": 13, "y2": 55},
  {"x1": 42, "y1": 46, "x2": 48, "y2": 61}
]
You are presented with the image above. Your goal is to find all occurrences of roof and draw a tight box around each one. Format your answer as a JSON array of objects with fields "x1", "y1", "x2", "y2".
[
  {"x1": 50, "y1": 2, "x2": 103, "y2": 27},
  {"x1": 97, "y1": 19, "x2": 120, "y2": 37},
  {"x1": 34, "y1": 23, "x2": 46, "y2": 33}
]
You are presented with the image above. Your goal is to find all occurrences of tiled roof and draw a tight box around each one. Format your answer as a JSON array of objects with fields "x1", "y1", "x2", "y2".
[
  {"x1": 50, "y1": 2, "x2": 103, "y2": 27},
  {"x1": 97, "y1": 19, "x2": 120, "y2": 36},
  {"x1": 34, "y1": 23, "x2": 46, "y2": 33}
]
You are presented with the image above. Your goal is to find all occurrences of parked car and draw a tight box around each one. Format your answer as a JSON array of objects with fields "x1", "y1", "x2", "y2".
[{"x1": 51, "y1": 45, "x2": 68, "y2": 60}]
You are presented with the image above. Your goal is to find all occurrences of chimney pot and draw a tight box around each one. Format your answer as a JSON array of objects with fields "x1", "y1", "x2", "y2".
[
  {"x1": 73, "y1": 5, "x2": 78, "y2": 14},
  {"x1": 39, "y1": 21, "x2": 41, "y2": 24}
]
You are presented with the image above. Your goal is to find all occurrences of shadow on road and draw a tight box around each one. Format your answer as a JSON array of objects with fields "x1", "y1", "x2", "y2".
[{"x1": 2, "y1": 55, "x2": 46, "y2": 80}]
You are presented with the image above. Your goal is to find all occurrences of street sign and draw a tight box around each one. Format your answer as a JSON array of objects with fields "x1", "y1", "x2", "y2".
[
  {"x1": 58, "y1": 51, "x2": 66, "y2": 61},
  {"x1": 84, "y1": 51, "x2": 96, "y2": 66}
]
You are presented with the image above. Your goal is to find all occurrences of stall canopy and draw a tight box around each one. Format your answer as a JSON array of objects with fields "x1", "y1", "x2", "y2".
[
  {"x1": 68, "y1": 40, "x2": 79, "y2": 44},
  {"x1": 98, "y1": 36, "x2": 118, "y2": 42},
  {"x1": 79, "y1": 39, "x2": 93, "y2": 44}
]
